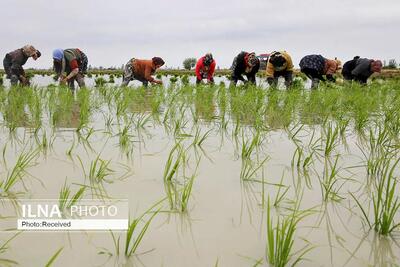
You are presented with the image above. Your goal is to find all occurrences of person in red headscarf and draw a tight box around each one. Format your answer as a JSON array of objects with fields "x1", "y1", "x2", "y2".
[
  {"x1": 195, "y1": 53, "x2": 216, "y2": 84},
  {"x1": 230, "y1": 51, "x2": 260, "y2": 86}
]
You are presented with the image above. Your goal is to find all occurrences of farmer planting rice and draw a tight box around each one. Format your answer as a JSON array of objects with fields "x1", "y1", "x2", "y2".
[
  {"x1": 121, "y1": 57, "x2": 165, "y2": 87},
  {"x1": 342, "y1": 56, "x2": 383, "y2": 84},
  {"x1": 230, "y1": 51, "x2": 260, "y2": 86},
  {"x1": 3, "y1": 45, "x2": 41, "y2": 86},
  {"x1": 299, "y1": 55, "x2": 342, "y2": 89},
  {"x1": 52, "y1": 48, "x2": 88, "y2": 90},
  {"x1": 195, "y1": 53, "x2": 216, "y2": 84},
  {"x1": 265, "y1": 51, "x2": 294, "y2": 89}
]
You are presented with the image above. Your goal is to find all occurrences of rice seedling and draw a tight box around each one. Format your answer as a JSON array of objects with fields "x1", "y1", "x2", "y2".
[
  {"x1": 273, "y1": 173, "x2": 290, "y2": 208},
  {"x1": 44, "y1": 247, "x2": 63, "y2": 267},
  {"x1": 266, "y1": 198, "x2": 313, "y2": 267},
  {"x1": 291, "y1": 145, "x2": 314, "y2": 170},
  {"x1": 100, "y1": 200, "x2": 163, "y2": 260},
  {"x1": 78, "y1": 155, "x2": 115, "y2": 198},
  {"x1": 58, "y1": 180, "x2": 85, "y2": 213},
  {"x1": 0, "y1": 148, "x2": 39, "y2": 194},
  {"x1": 180, "y1": 159, "x2": 200, "y2": 212},
  {"x1": 132, "y1": 113, "x2": 152, "y2": 130},
  {"x1": 95, "y1": 77, "x2": 107, "y2": 87},
  {"x1": 322, "y1": 122, "x2": 340, "y2": 157},
  {"x1": 319, "y1": 156, "x2": 345, "y2": 202},
  {"x1": 162, "y1": 142, "x2": 200, "y2": 212},
  {"x1": 0, "y1": 232, "x2": 21, "y2": 266},
  {"x1": 163, "y1": 143, "x2": 185, "y2": 208},
  {"x1": 191, "y1": 126, "x2": 212, "y2": 148},
  {"x1": 240, "y1": 157, "x2": 269, "y2": 181},
  {"x1": 239, "y1": 131, "x2": 269, "y2": 181},
  {"x1": 350, "y1": 157, "x2": 400, "y2": 235}
]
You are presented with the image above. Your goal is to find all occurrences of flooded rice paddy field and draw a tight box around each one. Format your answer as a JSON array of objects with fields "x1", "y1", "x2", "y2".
[{"x1": 0, "y1": 77, "x2": 400, "y2": 266}]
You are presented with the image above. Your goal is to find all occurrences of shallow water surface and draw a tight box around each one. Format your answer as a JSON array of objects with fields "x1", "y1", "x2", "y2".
[{"x1": 0, "y1": 81, "x2": 399, "y2": 266}]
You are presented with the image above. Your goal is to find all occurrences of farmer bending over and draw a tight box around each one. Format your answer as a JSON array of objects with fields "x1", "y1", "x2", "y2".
[
  {"x1": 3, "y1": 45, "x2": 41, "y2": 86},
  {"x1": 230, "y1": 51, "x2": 260, "y2": 86},
  {"x1": 299, "y1": 55, "x2": 341, "y2": 89},
  {"x1": 195, "y1": 53, "x2": 216, "y2": 84},
  {"x1": 342, "y1": 56, "x2": 382, "y2": 84},
  {"x1": 53, "y1": 48, "x2": 88, "y2": 90},
  {"x1": 266, "y1": 51, "x2": 294, "y2": 89},
  {"x1": 121, "y1": 57, "x2": 165, "y2": 87}
]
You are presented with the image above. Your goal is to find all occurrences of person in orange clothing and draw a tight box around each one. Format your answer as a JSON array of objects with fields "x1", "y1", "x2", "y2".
[
  {"x1": 299, "y1": 55, "x2": 341, "y2": 88},
  {"x1": 122, "y1": 57, "x2": 165, "y2": 87},
  {"x1": 195, "y1": 53, "x2": 216, "y2": 84}
]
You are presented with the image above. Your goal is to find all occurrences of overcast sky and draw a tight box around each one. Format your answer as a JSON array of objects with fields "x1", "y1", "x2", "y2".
[{"x1": 1, "y1": 0, "x2": 399, "y2": 69}]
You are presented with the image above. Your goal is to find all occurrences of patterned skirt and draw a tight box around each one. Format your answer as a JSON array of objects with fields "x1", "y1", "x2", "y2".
[
  {"x1": 123, "y1": 58, "x2": 136, "y2": 81},
  {"x1": 79, "y1": 51, "x2": 88, "y2": 73}
]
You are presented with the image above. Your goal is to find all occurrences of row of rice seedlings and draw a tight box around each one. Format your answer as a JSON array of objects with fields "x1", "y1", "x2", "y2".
[
  {"x1": 0, "y1": 148, "x2": 39, "y2": 195},
  {"x1": 351, "y1": 156, "x2": 400, "y2": 235},
  {"x1": 75, "y1": 88, "x2": 93, "y2": 132},
  {"x1": 266, "y1": 198, "x2": 313, "y2": 267},
  {"x1": 47, "y1": 86, "x2": 75, "y2": 128},
  {"x1": 0, "y1": 87, "x2": 31, "y2": 132},
  {"x1": 2, "y1": 80, "x2": 398, "y2": 149}
]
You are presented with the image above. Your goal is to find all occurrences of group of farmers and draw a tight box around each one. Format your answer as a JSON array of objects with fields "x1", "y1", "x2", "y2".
[{"x1": 2, "y1": 45, "x2": 383, "y2": 89}]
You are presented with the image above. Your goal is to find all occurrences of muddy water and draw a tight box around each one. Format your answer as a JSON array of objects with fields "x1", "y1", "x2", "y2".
[{"x1": 0, "y1": 85, "x2": 399, "y2": 267}]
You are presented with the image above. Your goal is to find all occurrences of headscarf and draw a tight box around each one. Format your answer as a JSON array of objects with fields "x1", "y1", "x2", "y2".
[
  {"x1": 152, "y1": 57, "x2": 165, "y2": 66},
  {"x1": 334, "y1": 58, "x2": 342, "y2": 70},
  {"x1": 371, "y1": 60, "x2": 383, "y2": 73},
  {"x1": 52, "y1": 49, "x2": 64, "y2": 60},
  {"x1": 269, "y1": 52, "x2": 286, "y2": 68},
  {"x1": 245, "y1": 52, "x2": 257, "y2": 67},
  {"x1": 22, "y1": 45, "x2": 38, "y2": 57},
  {"x1": 203, "y1": 53, "x2": 214, "y2": 66}
]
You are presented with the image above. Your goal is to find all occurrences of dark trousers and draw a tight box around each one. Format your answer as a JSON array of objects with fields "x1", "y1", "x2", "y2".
[
  {"x1": 342, "y1": 71, "x2": 368, "y2": 84},
  {"x1": 3, "y1": 55, "x2": 25, "y2": 85},
  {"x1": 230, "y1": 74, "x2": 256, "y2": 86},
  {"x1": 301, "y1": 68, "x2": 324, "y2": 89},
  {"x1": 267, "y1": 70, "x2": 293, "y2": 88},
  {"x1": 67, "y1": 72, "x2": 85, "y2": 90}
]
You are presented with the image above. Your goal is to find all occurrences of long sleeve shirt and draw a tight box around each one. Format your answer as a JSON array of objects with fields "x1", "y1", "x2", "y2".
[
  {"x1": 265, "y1": 51, "x2": 294, "y2": 78},
  {"x1": 133, "y1": 59, "x2": 157, "y2": 82},
  {"x1": 195, "y1": 56, "x2": 216, "y2": 81}
]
